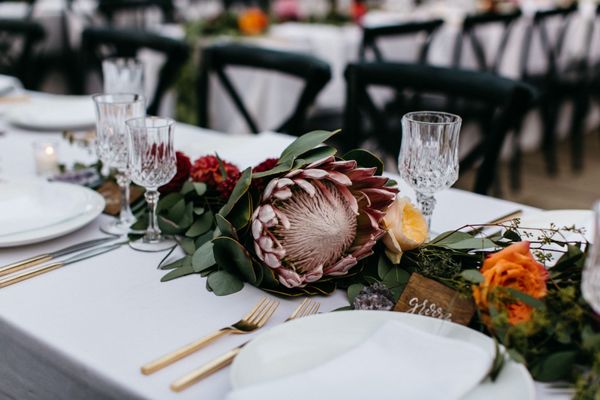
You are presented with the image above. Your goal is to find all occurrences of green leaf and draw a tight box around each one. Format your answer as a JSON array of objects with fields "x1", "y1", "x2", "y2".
[
  {"x1": 194, "y1": 207, "x2": 205, "y2": 215},
  {"x1": 159, "y1": 255, "x2": 191, "y2": 270},
  {"x1": 158, "y1": 216, "x2": 184, "y2": 235},
  {"x1": 342, "y1": 149, "x2": 384, "y2": 175},
  {"x1": 177, "y1": 202, "x2": 195, "y2": 229},
  {"x1": 215, "y1": 214, "x2": 238, "y2": 239},
  {"x1": 252, "y1": 161, "x2": 293, "y2": 179},
  {"x1": 166, "y1": 198, "x2": 186, "y2": 221},
  {"x1": 507, "y1": 349, "x2": 526, "y2": 364},
  {"x1": 279, "y1": 130, "x2": 339, "y2": 163},
  {"x1": 228, "y1": 193, "x2": 252, "y2": 230},
  {"x1": 505, "y1": 288, "x2": 546, "y2": 310},
  {"x1": 377, "y1": 254, "x2": 393, "y2": 279},
  {"x1": 503, "y1": 229, "x2": 521, "y2": 242},
  {"x1": 185, "y1": 211, "x2": 214, "y2": 237},
  {"x1": 347, "y1": 283, "x2": 364, "y2": 304},
  {"x1": 461, "y1": 269, "x2": 484, "y2": 284},
  {"x1": 446, "y1": 238, "x2": 497, "y2": 250},
  {"x1": 213, "y1": 237, "x2": 257, "y2": 284},
  {"x1": 292, "y1": 146, "x2": 337, "y2": 169},
  {"x1": 195, "y1": 230, "x2": 214, "y2": 248},
  {"x1": 219, "y1": 168, "x2": 252, "y2": 217},
  {"x1": 193, "y1": 182, "x2": 207, "y2": 196},
  {"x1": 383, "y1": 267, "x2": 410, "y2": 289},
  {"x1": 488, "y1": 339, "x2": 505, "y2": 381},
  {"x1": 178, "y1": 237, "x2": 196, "y2": 255},
  {"x1": 192, "y1": 241, "x2": 216, "y2": 272},
  {"x1": 207, "y1": 270, "x2": 244, "y2": 296},
  {"x1": 429, "y1": 231, "x2": 473, "y2": 246},
  {"x1": 161, "y1": 265, "x2": 195, "y2": 282},
  {"x1": 157, "y1": 192, "x2": 182, "y2": 213},
  {"x1": 531, "y1": 351, "x2": 578, "y2": 382},
  {"x1": 180, "y1": 181, "x2": 195, "y2": 195}
]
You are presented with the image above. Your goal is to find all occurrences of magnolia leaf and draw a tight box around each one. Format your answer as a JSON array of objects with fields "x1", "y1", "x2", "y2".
[
  {"x1": 213, "y1": 237, "x2": 257, "y2": 284},
  {"x1": 207, "y1": 270, "x2": 244, "y2": 296},
  {"x1": 342, "y1": 149, "x2": 384, "y2": 175},
  {"x1": 531, "y1": 351, "x2": 577, "y2": 382},
  {"x1": 215, "y1": 214, "x2": 238, "y2": 239},
  {"x1": 505, "y1": 288, "x2": 546, "y2": 310},
  {"x1": 166, "y1": 198, "x2": 186, "y2": 221},
  {"x1": 159, "y1": 255, "x2": 191, "y2": 270},
  {"x1": 178, "y1": 237, "x2": 196, "y2": 255},
  {"x1": 292, "y1": 146, "x2": 337, "y2": 169},
  {"x1": 252, "y1": 161, "x2": 294, "y2": 179},
  {"x1": 279, "y1": 130, "x2": 339, "y2": 164},
  {"x1": 347, "y1": 283, "x2": 364, "y2": 304},
  {"x1": 461, "y1": 269, "x2": 484, "y2": 284},
  {"x1": 219, "y1": 168, "x2": 252, "y2": 217},
  {"x1": 161, "y1": 265, "x2": 196, "y2": 282},
  {"x1": 185, "y1": 211, "x2": 214, "y2": 237},
  {"x1": 157, "y1": 192, "x2": 182, "y2": 212},
  {"x1": 192, "y1": 241, "x2": 216, "y2": 272},
  {"x1": 377, "y1": 254, "x2": 393, "y2": 279}
]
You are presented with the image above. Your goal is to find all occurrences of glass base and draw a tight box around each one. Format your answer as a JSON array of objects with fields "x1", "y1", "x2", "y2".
[
  {"x1": 100, "y1": 219, "x2": 133, "y2": 236},
  {"x1": 129, "y1": 236, "x2": 177, "y2": 252}
]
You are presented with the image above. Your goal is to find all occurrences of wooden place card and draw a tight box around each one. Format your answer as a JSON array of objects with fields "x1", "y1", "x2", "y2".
[
  {"x1": 394, "y1": 273, "x2": 475, "y2": 326},
  {"x1": 97, "y1": 181, "x2": 143, "y2": 216}
]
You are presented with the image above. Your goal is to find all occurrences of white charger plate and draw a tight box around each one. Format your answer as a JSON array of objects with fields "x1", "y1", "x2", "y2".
[
  {"x1": 231, "y1": 311, "x2": 535, "y2": 400},
  {"x1": 4, "y1": 94, "x2": 95, "y2": 131},
  {"x1": 0, "y1": 179, "x2": 105, "y2": 247}
]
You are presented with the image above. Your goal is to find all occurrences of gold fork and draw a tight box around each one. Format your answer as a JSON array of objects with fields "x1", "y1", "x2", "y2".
[
  {"x1": 141, "y1": 297, "x2": 279, "y2": 375},
  {"x1": 170, "y1": 298, "x2": 321, "y2": 392}
]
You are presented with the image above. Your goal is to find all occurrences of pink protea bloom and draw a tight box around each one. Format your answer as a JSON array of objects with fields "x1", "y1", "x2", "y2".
[{"x1": 251, "y1": 156, "x2": 398, "y2": 288}]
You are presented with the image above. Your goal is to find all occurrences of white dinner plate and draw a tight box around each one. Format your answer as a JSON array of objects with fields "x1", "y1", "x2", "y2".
[
  {"x1": 231, "y1": 311, "x2": 535, "y2": 400},
  {"x1": 0, "y1": 179, "x2": 105, "y2": 247},
  {"x1": 4, "y1": 94, "x2": 95, "y2": 131}
]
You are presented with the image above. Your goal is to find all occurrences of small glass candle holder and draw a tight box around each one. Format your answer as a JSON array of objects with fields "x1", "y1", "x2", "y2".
[{"x1": 32, "y1": 141, "x2": 60, "y2": 177}]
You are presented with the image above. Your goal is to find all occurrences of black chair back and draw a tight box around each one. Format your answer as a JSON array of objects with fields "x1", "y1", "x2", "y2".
[
  {"x1": 81, "y1": 26, "x2": 189, "y2": 115},
  {"x1": 343, "y1": 62, "x2": 536, "y2": 194},
  {"x1": 453, "y1": 10, "x2": 522, "y2": 73},
  {"x1": 97, "y1": 0, "x2": 176, "y2": 27},
  {"x1": 0, "y1": 18, "x2": 44, "y2": 88},
  {"x1": 360, "y1": 19, "x2": 444, "y2": 63},
  {"x1": 198, "y1": 43, "x2": 331, "y2": 136}
]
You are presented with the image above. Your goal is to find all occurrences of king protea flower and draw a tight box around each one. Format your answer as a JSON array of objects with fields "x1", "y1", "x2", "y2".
[{"x1": 251, "y1": 157, "x2": 398, "y2": 288}]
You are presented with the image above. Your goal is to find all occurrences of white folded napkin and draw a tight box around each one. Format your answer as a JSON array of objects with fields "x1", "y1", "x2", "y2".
[{"x1": 227, "y1": 320, "x2": 492, "y2": 400}]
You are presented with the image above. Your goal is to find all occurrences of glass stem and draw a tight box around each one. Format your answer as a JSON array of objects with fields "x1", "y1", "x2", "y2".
[
  {"x1": 416, "y1": 192, "x2": 436, "y2": 231},
  {"x1": 144, "y1": 189, "x2": 161, "y2": 243},
  {"x1": 116, "y1": 172, "x2": 136, "y2": 228}
]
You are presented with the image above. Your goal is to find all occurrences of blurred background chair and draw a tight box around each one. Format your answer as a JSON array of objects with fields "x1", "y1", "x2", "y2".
[
  {"x1": 0, "y1": 18, "x2": 45, "y2": 89},
  {"x1": 81, "y1": 26, "x2": 190, "y2": 114},
  {"x1": 97, "y1": 0, "x2": 177, "y2": 27},
  {"x1": 343, "y1": 62, "x2": 536, "y2": 195},
  {"x1": 197, "y1": 43, "x2": 331, "y2": 136}
]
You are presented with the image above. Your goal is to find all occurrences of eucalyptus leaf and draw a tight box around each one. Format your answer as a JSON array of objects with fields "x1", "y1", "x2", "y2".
[
  {"x1": 507, "y1": 349, "x2": 526, "y2": 364},
  {"x1": 161, "y1": 265, "x2": 196, "y2": 282},
  {"x1": 446, "y1": 238, "x2": 497, "y2": 250},
  {"x1": 180, "y1": 181, "x2": 195, "y2": 195},
  {"x1": 377, "y1": 254, "x2": 393, "y2": 279},
  {"x1": 192, "y1": 241, "x2": 216, "y2": 272},
  {"x1": 347, "y1": 283, "x2": 365, "y2": 304},
  {"x1": 185, "y1": 211, "x2": 214, "y2": 237},
  {"x1": 383, "y1": 267, "x2": 410, "y2": 288},
  {"x1": 158, "y1": 216, "x2": 183, "y2": 235},
  {"x1": 193, "y1": 207, "x2": 205, "y2": 215},
  {"x1": 505, "y1": 288, "x2": 546, "y2": 310},
  {"x1": 461, "y1": 269, "x2": 484, "y2": 284},
  {"x1": 213, "y1": 237, "x2": 257, "y2": 284},
  {"x1": 159, "y1": 255, "x2": 191, "y2": 270},
  {"x1": 178, "y1": 237, "x2": 196, "y2": 255},
  {"x1": 219, "y1": 168, "x2": 251, "y2": 217},
  {"x1": 157, "y1": 192, "x2": 182, "y2": 213},
  {"x1": 429, "y1": 231, "x2": 473, "y2": 246},
  {"x1": 166, "y1": 198, "x2": 186, "y2": 221},
  {"x1": 227, "y1": 193, "x2": 253, "y2": 230},
  {"x1": 207, "y1": 270, "x2": 244, "y2": 296},
  {"x1": 193, "y1": 182, "x2": 207, "y2": 196},
  {"x1": 342, "y1": 148, "x2": 384, "y2": 175},
  {"x1": 177, "y1": 202, "x2": 195, "y2": 229},
  {"x1": 195, "y1": 230, "x2": 214, "y2": 248},
  {"x1": 215, "y1": 214, "x2": 238, "y2": 239},
  {"x1": 531, "y1": 351, "x2": 577, "y2": 382}
]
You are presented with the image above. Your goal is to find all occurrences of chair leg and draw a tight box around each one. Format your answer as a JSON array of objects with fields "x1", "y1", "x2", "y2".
[
  {"x1": 540, "y1": 98, "x2": 560, "y2": 176},
  {"x1": 570, "y1": 91, "x2": 590, "y2": 172},
  {"x1": 509, "y1": 128, "x2": 522, "y2": 192}
]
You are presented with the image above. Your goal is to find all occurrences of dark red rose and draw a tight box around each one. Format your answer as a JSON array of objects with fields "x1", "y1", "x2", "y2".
[
  {"x1": 218, "y1": 171, "x2": 241, "y2": 199},
  {"x1": 159, "y1": 151, "x2": 191, "y2": 194}
]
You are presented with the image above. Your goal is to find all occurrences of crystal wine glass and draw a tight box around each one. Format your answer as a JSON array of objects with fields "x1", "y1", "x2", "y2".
[
  {"x1": 398, "y1": 111, "x2": 461, "y2": 230},
  {"x1": 93, "y1": 93, "x2": 146, "y2": 235},
  {"x1": 582, "y1": 201, "x2": 600, "y2": 313},
  {"x1": 102, "y1": 58, "x2": 145, "y2": 97},
  {"x1": 126, "y1": 116, "x2": 177, "y2": 252}
]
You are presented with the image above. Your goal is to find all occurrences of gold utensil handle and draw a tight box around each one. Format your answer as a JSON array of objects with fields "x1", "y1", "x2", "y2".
[
  {"x1": 141, "y1": 329, "x2": 230, "y2": 375},
  {"x1": 171, "y1": 346, "x2": 242, "y2": 392},
  {"x1": 0, "y1": 254, "x2": 53, "y2": 277},
  {"x1": 0, "y1": 262, "x2": 63, "y2": 288}
]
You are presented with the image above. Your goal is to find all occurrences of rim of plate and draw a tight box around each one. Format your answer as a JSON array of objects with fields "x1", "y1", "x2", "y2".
[
  {"x1": 0, "y1": 182, "x2": 105, "y2": 247},
  {"x1": 231, "y1": 310, "x2": 535, "y2": 400}
]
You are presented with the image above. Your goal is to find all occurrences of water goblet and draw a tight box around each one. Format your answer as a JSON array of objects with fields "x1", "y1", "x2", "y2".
[
  {"x1": 398, "y1": 111, "x2": 461, "y2": 231},
  {"x1": 126, "y1": 116, "x2": 177, "y2": 252},
  {"x1": 93, "y1": 93, "x2": 146, "y2": 235},
  {"x1": 102, "y1": 58, "x2": 145, "y2": 96},
  {"x1": 582, "y1": 201, "x2": 600, "y2": 313}
]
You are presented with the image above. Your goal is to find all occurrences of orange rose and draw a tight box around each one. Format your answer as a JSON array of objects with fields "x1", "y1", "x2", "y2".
[
  {"x1": 238, "y1": 8, "x2": 269, "y2": 36},
  {"x1": 473, "y1": 241, "x2": 548, "y2": 325}
]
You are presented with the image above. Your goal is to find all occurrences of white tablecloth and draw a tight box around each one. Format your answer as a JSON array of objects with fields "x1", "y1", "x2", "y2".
[{"x1": 0, "y1": 102, "x2": 573, "y2": 399}]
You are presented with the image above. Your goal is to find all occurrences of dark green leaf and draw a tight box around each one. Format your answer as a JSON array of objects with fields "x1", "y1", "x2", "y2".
[
  {"x1": 185, "y1": 211, "x2": 214, "y2": 237},
  {"x1": 213, "y1": 237, "x2": 257, "y2": 284},
  {"x1": 461, "y1": 269, "x2": 484, "y2": 284},
  {"x1": 161, "y1": 265, "x2": 196, "y2": 282},
  {"x1": 292, "y1": 146, "x2": 337, "y2": 169},
  {"x1": 193, "y1": 207, "x2": 205, "y2": 215},
  {"x1": 158, "y1": 216, "x2": 184, "y2": 235},
  {"x1": 195, "y1": 230, "x2": 214, "y2": 248},
  {"x1": 180, "y1": 181, "x2": 195, "y2": 195},
  {"x1": 157, "y1": 192, "x2": 182, "y2": 213},
  {"x1": 252, "y1": 161, "x2": 293, "y2": 179},
  {"x1": 507, "y1": 349, "x2": 526, "y2": 364},
  {"x1": 166, "y1": 198, "x2": 186, "y2": 221},
  {"x1": 505, "y1": 288, "x2": 546, "y2": 310},
  {"x1": 227, "y1": 193, "x2": 252, "y2": 230},
  {"x1": 219, "y1": 168, "x2": 252, "y2": 217},
  {"x1": 377, "y1": 254, "x2": 393, "y2": 279},
  {"x1": 488, "y1": 340, "x2": 505, "y2": 381},
  {"x1": 178, "y1": 237, "x2": 196, "y2": 255},
  {"x1": 347, "y1": 283, "x2": 364, "y2": 304},
  {"x1": 192, "y1": 241, "x2": 216, "y2": 272},
  {"x1": 279, "y1": 130, "x2": 338, "y2": 163},
  {"x1": 503, "y1": 229, "x2": 521, "y2": 242},
  {"x1": 342, "y1": 148, "x2": 384, "y2": 175},
  {"x1": 207, "y1": 270, "x2": 244, "y2": 296},
  {"x1": 383, "y1": 267, "x2": 410, "y2": 288},
  {"x1": 177, "y1": 202, "x2": 195, "y2": 229},
  {"x1": 215, "y1": 214, "x2": 238, "y2": 239},
  {"x1": 531, "y1": 351, "x2": 577, "y2": 382}
]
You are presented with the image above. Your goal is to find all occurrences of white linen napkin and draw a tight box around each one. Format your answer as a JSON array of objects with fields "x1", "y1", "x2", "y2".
[{"x1": 227, "y1": 320, "x2": 492, "y2": 400}]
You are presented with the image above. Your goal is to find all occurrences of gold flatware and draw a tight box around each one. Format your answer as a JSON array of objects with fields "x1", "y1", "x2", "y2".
[
  {"x1": 0, "y1": 242, "x2": 124, "y2": 289},
  {"x1": 141, "y1": 297, "x2": 280, "y2": 375},
  {"x1": 170, "y1": 298, "x2": 321, "y2": 392},
  {"x1": 467, "y1": 209, "x2": 523, "y2": 235},
  {"x1": 0, "y1": 237, "x2": 117, "y2": 278}
]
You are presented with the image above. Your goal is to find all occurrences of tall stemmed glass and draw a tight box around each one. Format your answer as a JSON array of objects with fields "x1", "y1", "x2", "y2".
[
  {"x1": 93, "y1": 93, "x2": 146, "y2": 235},
  {"x1": 126, "y1": 116, "x2": 177, "y2": 252},
  {"x1": 102, "y1": 58, "x2": 145, "y2": 96},
  {"x1": 398, "y1": 111, "x2": 461, "y2": 230},
  {"x1": 582, "y1": 201, "x2": 600, "y2": 313}
]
